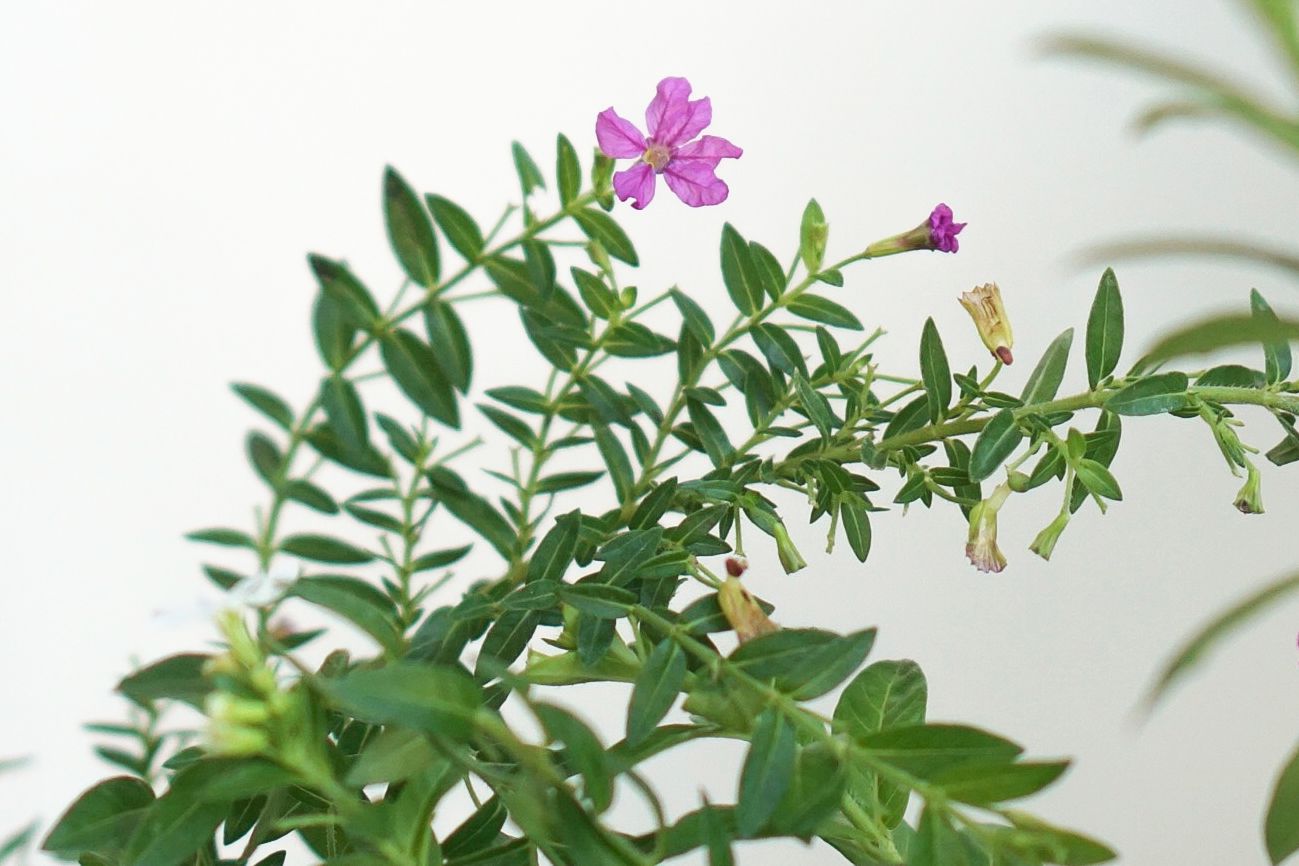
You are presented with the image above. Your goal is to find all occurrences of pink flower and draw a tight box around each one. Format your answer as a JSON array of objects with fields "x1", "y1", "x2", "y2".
[
  {"x1": 595, "y1": 77, "x2": 743, "y2": 209},
  {"x1": 928, "y1": 203, "x2": 966, "y2": 253}
]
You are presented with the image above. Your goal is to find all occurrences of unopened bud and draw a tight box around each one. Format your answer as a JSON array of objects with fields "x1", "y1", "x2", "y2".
[
  {"x1": 725, "y1": 557, "x2": 747, "y2": 577},
  {"x1": 1029, "y1": 512, "x2": 1071, "y2": 561},
  {"x1": 1007, "y1": 471, "x2": 1031, "y2": 493},
  {"x1": 207, "y1": 721, "x2": 270, "y2": 757},
  {"x1": 1234, "y1": 463, "x2": 1264, "y2": 515},
  {"x1": 205, "y1": 692, "x2": 270, "y2": 726}
]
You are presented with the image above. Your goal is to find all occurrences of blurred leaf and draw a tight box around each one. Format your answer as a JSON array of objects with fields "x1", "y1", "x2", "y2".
[
  {"x1": 424, "y1": 300, "x2": 474, "y2": 393},
  {"x1": 231, "y1": 383, "x2": 294, "y2": 431},
  {"x1": 380, "y1": 329, "x2": 460, "y2": 428},
  {"x1": 1085, "y1": 267, "x2": 1124, "y2": 388},
  {"x1": 1149, "y1": 570, "x2": 1299, "y2": 705},
  {"x1": 308, "y1": 254, "x2": 380, "y2": 329},
  {"x1": 574, "y1": 208, "x2": 638, "y2": 265},
  {"x1": 1081, "y1": 236, "x2": 1299, "y2": 280},
  {"x1": 931, "y1": 760, "x2": 1069, "y2": 806},
  {"x1": 557, "y1": 134, "x2": 581, "y2": 206},
  {"x1": 320, "y1": 374, "x2": 370, "y2": 453},
  {"x1": 186, "y1": 527, "x2": 256, "y2": 550},
  {"x1": 1252, "y1": 288, "x2": 1293, "y2": 383},
  {"x1": 283, "y1": 478, "x2": 339, "y2": 514},
  {"x1": 384, "y1": 166, "x2": 440, "y2": 287},
  {"x1": 42, "y1": 777, "x2": 154, "y2": 858},
  {"x1": 511, "y1": 141, "x2": 546, "y2": 196},
  {"x1": 1267, "y1": 742, "x2": 1299, "y2": 865},
  {"x1": 312, "y1": 291, "x2": 357, "y2": 371},
  {"x1": 535, "y1": 704, "x2": 613, "y2": 813},
  {"x1": 118, "y1": 654, "x2": 211, "y2": 709},
  {"x1": 428, "y1": 467, "x2": 516, "y2": 559},
  {"x1": 1145, "y1": 313, "x2": 1299, "y2": 363},
  {"x1": 477, "y1": 609, "x2": 541, "y2": 676},
  {"x1": 289, "y1": 576, "x2": 402, "y2": 653},
  {"x1": 280, "y1": 534, "x2": 374, "y2": 564},
  {"x1": 426, "y1": 194, "x2": 485, "y2": 261}
]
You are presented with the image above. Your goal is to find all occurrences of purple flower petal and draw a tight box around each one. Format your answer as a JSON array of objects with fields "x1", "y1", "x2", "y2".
[
  {"x1": 927, "y1": 203, "x2": 966, "y2": 253},
  {"x1": 613, "y1": 162, "x2": 656, "y2": 210},
  {"x1": 673, "y1": 134, "x2": 743, "y2": 168},
  {"x1": 596, "y1": 108, "x2": 647, "y2": 159},
  {"x1": 645, "y1": 77, "x2": 692, "y2": 141},
  {"x1": 662, "y1": 160, "x2": 729, "y2": 207}
]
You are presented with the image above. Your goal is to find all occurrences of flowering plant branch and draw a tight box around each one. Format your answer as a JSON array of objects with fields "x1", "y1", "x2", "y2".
[{"x1": 37, "y1": 72, "x2": 1297, "y2": 866}]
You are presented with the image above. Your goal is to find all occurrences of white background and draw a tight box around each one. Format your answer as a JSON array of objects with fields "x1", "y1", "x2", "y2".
[{"x1": 4, "y1": 1, "x2": 1299, "y2": 863}]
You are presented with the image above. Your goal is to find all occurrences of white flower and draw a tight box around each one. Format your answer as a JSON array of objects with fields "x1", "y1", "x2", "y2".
[{"x1": 226, "y1": 560, "x2": 301, "y2": 609}]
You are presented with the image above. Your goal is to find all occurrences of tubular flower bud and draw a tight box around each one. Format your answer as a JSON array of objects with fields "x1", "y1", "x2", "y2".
[
  {"x1": 718, "y1": 577, "x2": 778, "y2": 643},
  {"x1": 1029, "y1": 511, "x2": 1071, "y2": 561},
  {"x1": 771, "y1": 522, "x2": 808, "y2": 574},
  {"x1": 1234, "y1": 462, "x2": 1264, "y2": 514},
  {"x1": 965, "y1": 483, "x2": 1012, "y2": 573},
  {"x1": 864, "y1": 203, "x2": 966, "y2": 257},
  {"x1": 959, "y1": 282, "x2": 1014, "y2": 365}
]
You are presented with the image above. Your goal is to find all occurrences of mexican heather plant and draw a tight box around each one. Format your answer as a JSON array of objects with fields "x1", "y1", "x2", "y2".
[{"x1": 38, "y1": 72, "x2": 1299, "y2": 866}]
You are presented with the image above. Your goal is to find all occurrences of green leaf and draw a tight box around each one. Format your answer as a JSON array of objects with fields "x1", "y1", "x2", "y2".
[
  {"x1": 383, "y1": 166, "x2": 440, "y2": 287},
  {"x1": 730, "y1": 628, "x2": 876, "y2": 700},
  {"x1": 751, "y1": 323, "x2": 806, "y2": 376},
  {"x1": 931, "y1": 760, "x2": 1069, "y2": 806},
  {"x1": 283, "y1": 479, "x2": 338, "y2": 514},
  {"x1": 428, "y1": 467, "x2": 516, "y2": 560},
  {"x1": 969, "y1": 409, "x2": 1024, "y2": 482},
  {"x1": 799, "y1": 198, "x2": 828, "y2": 273},
  {"x1": 307, "y1": 254, "x2": 380, "y2": 329},
  {"x1": 526, "y1": 517, "x2": 578, "y2": 584},
  {"x1": 793, "y1": 374, "x2": 836, "y2": 440},
  {"x1": 536, "y1": 470, "x2": 604, "y2": 494},
  {"x1": 1074, "y1": 458, "x2": 1123, "y2": 501},
  {"x1": 671, "y1": 288, "x2": 716, "y2": 345},
  {"x1": 1267, "y1": 742, "x2": 1299, "y2": 864},
  {"x1": 535, "y1": 705, "x2": 613, "y2": 813},
  {"x1": 320, "y1": 374, "x2": 370, "y2": 453},
  {"x1": 627, "y1": 640, "x2": 687, "y2": 746},
  {"x1": 630, "y1": 477, "x2": 679, "y2": 530},
  {"x1": 476, "y1": 609, "x2": 541, "y2": 676},
  {"x1": 1196, "y1": 364, "x2": 1265, "y2": 388},
  {"x1": 424, "y1": 300, "x2": 474, "y2": 393},
  {"x1": 595, "y1": 527, "x2": 664, "y2": 586},
  {"x1": 42, "y1": 777, "x2": 154, "y2": 857},
  {"x1": 787, "y1": 294, "x2": 863, "y2": 330},
  {"x1": 321, "y1": 662, "x2": 483, "y2": 740},
  {"x1": 511, "y1": 141, "x2": 546, "y2": 196},
  {"x1": 1149, "y1": 570, "x2": 1299, "y2": 705},
  {"x1": 380, "y1": 329, "x2": 460, "y2": 427},
  {"x1": 1106, "y1": 372, "x2": 1190, "y2": 416},
  {"x1": 426, "y1": 194, "x2": 484, "y2": 261},
  {"x1": 231, "y1": 383, "x2": 294, "y2": 431},
  {"x1": 858, "y1": 723, "x2": 1022, "y2": 780},
  {"x1": 1144, "y1": 313, "x2": 1299, "y2": 362},
  {"x1": 749, "y1": 241, "x2": 785, "y2": 301},
  {"x1": 839, "y1": 496, "x2": 872, "y2": 562},
  {"x1": 279, "y1": 533, "x2": 373, "y2": 564},
  {"x1": 479, "y1": 404, "x2": 535, "y2": 447},
  {"x1": 594, "y1": 425, "x2": 634, "y2": 504},
  {"x1": 719, "y1": 223, "x2": 762, "y2": 314},
  {"x1": 289, "y1": 576, "x2": 402, "y2": 653},
  {"x1": 118, "y1": 654, "x2": 211, "y2": 708},
  {"x1": 345, "y1": 727, "x2": 442, "y2": 787},
  {"x1": 920, "y1": 317, "x2": 952, "y2": 423},
  {"x1": 312, "y1": 291, "x2": 356, "y2": 371},
  {"x1": 1085, "y1": 268, "x2": 1124, "y2": 387},
  {"x1": 836, "y1": 660, "x2": 927, "y2": 826},
  {"x1": 572, "y1": 267, "x2": 619, "y2": 319},
  {"x1": 687, "y1": 399, "x2": 734, "y2": 466},
  {"x1": 245, "y1": 431, "x2": 282, "y2": 485},
  {"x1": 411, "y1": 544, "x2": 472, "y2": 573},
  {"x1": 185, "y1": 527, "x2": 256, "y2": 550},
  {"x1": 770, "y1": 743, "x2": 848, "y2": 838},
  {"x1": 556, "y1": 134, "x2": 581, "y2": 206},
  {"x1": 443, "y1": 796, "x2": 508, "y2": 860},
  {"x1": 121, "y1": 798, "x2": 226, "y2": 866},
  {"x1": 561, "y1": 583, "x2": 638, "y2": 619},
  {"x1": 604, "y1": 322, "x2": 675, "y2": 358},
  {"x1": 1252, "y1": 288, "x2": 1293, "y2": 384},
  {"x1": 702, "y1": 801, "x2": 735, "y2": 866},
  {"x1": 487, "y1": 385, "x2": 549, "y2": 415},
  {"x1": 736, "y1": 709, "x2": 796, "y2": 836},
  {"x1": 1020, "y1": 328, "x2": 1074, "y2": 405},
  {"x1": 574, "y1": 208, "x2": 638, "y2": 265}
]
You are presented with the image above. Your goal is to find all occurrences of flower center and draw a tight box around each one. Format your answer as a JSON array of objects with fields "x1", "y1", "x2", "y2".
[{"x1": 642, "y1": 142, "x2": 672, "y2": 172}]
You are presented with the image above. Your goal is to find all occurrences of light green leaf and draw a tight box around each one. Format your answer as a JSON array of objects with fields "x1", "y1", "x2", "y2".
[
  {"x1": 321, "y1": 662, "x2": 483, "y2": 740},
  {"x1": 1106, "y1": 372, "x2": 1190, "y2": 416}
]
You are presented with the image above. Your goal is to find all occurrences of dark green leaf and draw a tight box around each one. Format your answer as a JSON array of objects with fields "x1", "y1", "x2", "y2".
[
  {"x1": 476, "y1": 609, "x2": 541, "y2": 676},
  {"x1": 280, "y1": 534, "x2": 373, "y2": 564},
  {"x1": 283, "y1": 479, "x2": 339, "y2": 514},
  {"x1": 428, "y1": 467, "x2": 516, "y2": 559},
  {"x1": 536, "y1": 470, "x2": 604, "y2": 494},
  {"x1": 736, "y1": 709, "x2": 796, "y2": 836},
  {"x1": 185, "y1": 528, "x2": 256, "y2": 550},
  {"x1": 1252, "y1": 288, "x2": 1293, "y2": 384},
  {"x1": 443, "y1": 796, "x2": 508, "y2": 859},
  {"x1": 426, "y1": 194, "x2": 484, "y2": 261},
  {"x1": 383, "y1": 166, "x2": 440, "y2": 287},
  {"x1": 118, "y1": 654, "x2": 211, "y2": 708},
  {"x1": 321, "y1": 662, "x2": 483, "y2": 739},
  {"x1": 969, "y1": 409, "x2": 1023, "y2": 482},
  {"x1": 751, "y1": 323, "x2": 806, "y2": 376},
  {"x1": 1144, "y1": 313, "x2": 1299, "y2": 362},
  {"x1": 1106, "y1": 372, "x2": 1190, "y2": 416},
  {"x1": 526, "y1": 517, "x2": 578, "y2": 584},
  {"x1": 380, "y1": 328, "x2": 460, "y2": 427},
  {"x1": 557, "y1": 134, "x2": 581, "y2": 206},
  {"x1": 479, "y1": 404, "x2": 535, "y2": 447},
  {"x1": 574, "y1": 208, "x2": 637, "y2": 265},
  {"x1": 42, "y1": 777, "x2": 154, "y2": 857},
  {"x1": 320, "y1": 374, "x2": 370, "y2": 453},
  {"x1": 245, "y1": 431, "x2": 282, "y2": 485},
  {"x1": 730, "y1": 628, "x2": 876, "y2": 700},
  {"x1": 788, "y1": 294, "x2": 862, "y2": 330},
  {"x1": 596, "y1": 527, "x2": 664, "y2": 586},
  {"x1": 687, "y1": 399, "x2": 734, "y2": 466},
  {"x1": 511, "y1": 141, "x2": 546, "y2": 196},
  {"x1": 931, "y1": 760, "x2": 1069, "y2": 806},
  {"x1": 858, "y1": 723, "x2": 1022, "y2": 779},
  {"x1": 312, "y1": 291, "x2": 356, "y2": 371},
  {"x1": 671, "y1": 288, "x2": 715, "y2": 345},
  {"x1": 920, "y1": 317, "x2": 952, "y2": 423},
  {"x1": 627, "y1": 640, "x2": 687, "y2": 746},
  {"x1": 594, "y1": 425, "x2": 634, "y2": 503},
  {"x1": 839, "y1": 496, "x2": 872, "y2": 562},
  {"x1": 720, "y1": 224, "x2": 762, "y2": 314},
  {"x1": 1267, "y1": 742, "x2": 1299, "y2": 864},
  {"x1": 1021, "y1": 328, "x2": 1074, "y2": 405},
  {"x1": 424, "y1": 300, "x2": 473, "y2": 393},
  {"x1": 1085, "y1": 268, "x2": 1124, "y2": 387},
  {"x1": 487, "y1": 385, "x2": 549, "y2": 415},
  {"x1": 572, "y1": 266, "x2": 619, "y2": 319},
  {"x1": 308, "y1": 254, "x2": 380, "y2": 329},
  {"x1": 1196, "y1": 364, "x2": 1265, "y2": 388},
  {"x1": 231, "y1": 383, "x2": 294, "y2": 431},
  {"x1": 749, "y1": 241, "x2": 785, "y2": 301},
  {"x1": 289, "y1": 576, "x2": 401, "y2": 653},
  {"x1": 411, "y1": 544, "x2": 472, "y2": 573}
]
